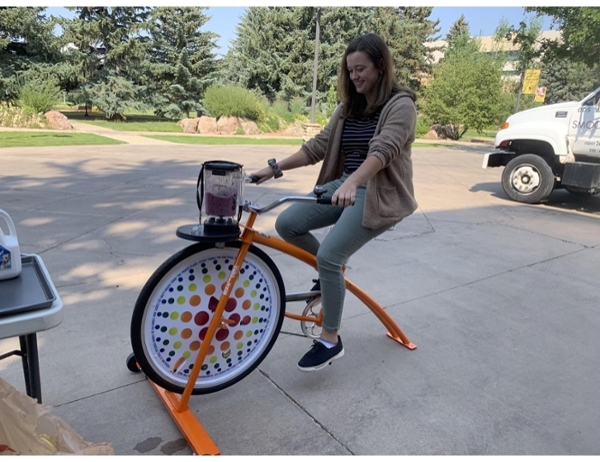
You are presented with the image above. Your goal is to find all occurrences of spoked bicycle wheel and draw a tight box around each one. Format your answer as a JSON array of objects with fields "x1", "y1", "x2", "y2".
[{"x1": 130, "y1": 241, "x2": 286, "y2": 395}]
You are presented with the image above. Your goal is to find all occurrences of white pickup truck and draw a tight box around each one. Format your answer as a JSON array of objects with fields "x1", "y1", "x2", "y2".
[{"x1": 483, "y1": 87, "x2": 600, "y2": 203}]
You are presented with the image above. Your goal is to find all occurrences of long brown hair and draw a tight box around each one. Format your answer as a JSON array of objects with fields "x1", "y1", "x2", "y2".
[{"x1": 337, "y1": 33, "x2": 416, "y2": 117}]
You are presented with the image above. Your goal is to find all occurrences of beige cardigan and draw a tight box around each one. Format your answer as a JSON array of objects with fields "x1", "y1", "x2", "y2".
[{"x1": 302, "y1": 91, "x2": 418, "y2": 229}]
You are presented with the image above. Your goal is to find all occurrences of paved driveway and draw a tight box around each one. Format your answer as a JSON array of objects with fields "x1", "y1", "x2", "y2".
[{"x1": 0, "y1": 140, "x2": 599, "y2": 455}]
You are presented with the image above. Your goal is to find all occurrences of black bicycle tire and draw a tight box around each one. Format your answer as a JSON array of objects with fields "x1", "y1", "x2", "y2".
[{"x1": 130, "y1": 241, "x2": 286, "y2": 395}]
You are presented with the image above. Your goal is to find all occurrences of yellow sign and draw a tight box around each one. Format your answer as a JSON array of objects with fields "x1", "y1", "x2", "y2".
[
  {"x1": 534, "y1": 86, "x2": 547, "y2": 103},
  {"x1": 522, "y1": 69, "x2": 541, "y2": 94}
]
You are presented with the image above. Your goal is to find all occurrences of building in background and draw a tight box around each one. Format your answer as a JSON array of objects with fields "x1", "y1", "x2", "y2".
[{"x1": 424, "y1": 30, "x2": 562, "y2": 81}]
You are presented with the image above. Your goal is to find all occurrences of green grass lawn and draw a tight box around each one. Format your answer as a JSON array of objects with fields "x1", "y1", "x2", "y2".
[
  {"x1": 462, "y1": 129, "x2": 497, "y2": 139},
  {"x1": 144, "y1": 135, "x2": 304, "y2": 146},
  {"x1": 413, "y1": 142, "x2": 448, "y2": 148},
  {"x1": 0, "y1": 132, "x2": 126, "y2": 148},
  {"x1": 0, "y1": 132, "x2": 462, "y2": 149},
  {"x1": 85, "y1": 120, "x2": 182, "y2": 132}
]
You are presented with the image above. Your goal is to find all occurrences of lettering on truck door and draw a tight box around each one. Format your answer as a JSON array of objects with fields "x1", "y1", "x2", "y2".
[{"x1": 570, "y1": 92, "x2": 600, "y2": 157}]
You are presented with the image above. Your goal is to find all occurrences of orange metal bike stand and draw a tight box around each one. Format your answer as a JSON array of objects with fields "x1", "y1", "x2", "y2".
[
  {"x1": 345, "y1": 279, "x2": 417, "y2": 350},
  {"x1": 385, "y1": 331, "x2": 417, "y2": 349},
  {"x1": 148, "y1": 379, "x2": 220, "y2": 455}
]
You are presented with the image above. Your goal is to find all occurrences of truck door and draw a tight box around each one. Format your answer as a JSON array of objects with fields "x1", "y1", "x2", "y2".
[{"x1": 569, "y1": 89, "x2": 600, "y2": 158}]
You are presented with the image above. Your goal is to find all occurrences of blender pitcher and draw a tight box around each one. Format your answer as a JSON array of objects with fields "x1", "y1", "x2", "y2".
[{"x1": 198, "y1": 161, "x2": 244, "y2": 236}]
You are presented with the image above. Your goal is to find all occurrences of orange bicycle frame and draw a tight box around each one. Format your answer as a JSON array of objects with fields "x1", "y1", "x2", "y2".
[
  {"x1": 148, "y1": 202, "x2": 417, "y2": 454},
  {"x1": 175, "y1": 207, "x2": 416, "y2": 411}
]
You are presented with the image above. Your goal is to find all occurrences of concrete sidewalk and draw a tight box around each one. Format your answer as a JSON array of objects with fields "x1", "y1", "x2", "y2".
[
  {"x1": 0, "y1": 141, "x2": 598, "y2": 455},
  {"x1": 68, "y1": 120, "x2": 178, "y2": 145}
]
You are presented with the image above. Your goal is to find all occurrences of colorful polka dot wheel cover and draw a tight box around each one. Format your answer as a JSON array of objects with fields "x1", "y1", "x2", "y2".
[{"x1": 142, "y1": 247, "x2": 280, "y2": 387}]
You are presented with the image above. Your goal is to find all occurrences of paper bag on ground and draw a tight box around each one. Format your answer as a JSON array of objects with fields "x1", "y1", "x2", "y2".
[{"x1": 0, "y1": 377, "x2": 114, "y2": 455}]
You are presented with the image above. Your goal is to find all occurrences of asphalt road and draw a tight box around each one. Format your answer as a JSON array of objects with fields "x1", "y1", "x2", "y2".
[{"x1": 0, "y1": 139, "x2": 599, "y2": 455}]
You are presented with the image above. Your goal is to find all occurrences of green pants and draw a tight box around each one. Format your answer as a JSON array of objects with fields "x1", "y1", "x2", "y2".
[{"x1": 275, "y1": 173, "x2": 393, "y2": 331}]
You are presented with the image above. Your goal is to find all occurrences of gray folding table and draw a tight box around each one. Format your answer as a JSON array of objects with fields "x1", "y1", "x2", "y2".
[{"x1": 0, "y1": 254, "x2": 63, "y2": 403}]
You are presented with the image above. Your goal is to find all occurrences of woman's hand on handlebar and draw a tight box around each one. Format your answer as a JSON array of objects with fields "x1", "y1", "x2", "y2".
[
  {"x1": 331, "y1": 180, "x2": 357, "y2": 207},
  {"x1": 248, "y1": 166, "x2": 274, "y2": 185}
]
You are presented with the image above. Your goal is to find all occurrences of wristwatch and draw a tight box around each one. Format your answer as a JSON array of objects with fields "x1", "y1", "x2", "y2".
[{"x1": 268, "y1": 158, "x2": 283, "y2": 178}]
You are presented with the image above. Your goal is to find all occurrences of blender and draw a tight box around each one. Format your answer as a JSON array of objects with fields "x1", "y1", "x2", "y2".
[{"x1": 198, "y1": 161, "x2": 244, "y2": 237}]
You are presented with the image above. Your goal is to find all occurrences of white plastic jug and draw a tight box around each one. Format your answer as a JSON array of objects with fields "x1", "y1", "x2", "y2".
[{"x1": 0, "y1": 209, "x2": 22, "y2": 280}]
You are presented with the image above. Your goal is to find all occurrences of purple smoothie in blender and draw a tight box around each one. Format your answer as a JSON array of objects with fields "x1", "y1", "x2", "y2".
[{"x1": 205, "y1": 191, "x2": 238, "y2": 217}]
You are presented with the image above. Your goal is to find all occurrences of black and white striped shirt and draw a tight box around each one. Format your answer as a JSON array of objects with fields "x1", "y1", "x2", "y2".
[{"x1": 342, "y1": 109, "x2": 381, "y2": 173}]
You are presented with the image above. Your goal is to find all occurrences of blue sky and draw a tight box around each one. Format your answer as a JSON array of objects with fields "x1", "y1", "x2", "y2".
[{"x1": 46, "y1": 6, "x2": 554, "y2": 57}]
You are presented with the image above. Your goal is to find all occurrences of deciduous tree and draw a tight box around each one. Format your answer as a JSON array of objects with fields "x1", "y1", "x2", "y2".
[
  {"x1": 526, "y1": 7, "x2": 600, "y2": 67},
  {"x1": 423, "y1": 43, "x2": 506, "y2": 140}
]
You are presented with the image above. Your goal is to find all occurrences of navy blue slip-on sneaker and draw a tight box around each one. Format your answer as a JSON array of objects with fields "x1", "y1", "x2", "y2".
[
  {"x1": 297, "y1": 336, "x2": 344, "y2": 372},
  {"x1": 305, "y1": 278, "x2": 321, "y2": 304},
  {"x1": 310, "y1": 278, "x2": 320, "y2": 292}
]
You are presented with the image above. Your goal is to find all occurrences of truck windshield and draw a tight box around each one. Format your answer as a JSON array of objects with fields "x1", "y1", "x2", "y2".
[{"x1": 581, "y1": 87, "x2": 600, "y2": 106}]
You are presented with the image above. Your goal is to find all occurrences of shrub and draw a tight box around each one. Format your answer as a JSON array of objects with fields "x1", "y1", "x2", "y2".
[
  {"x1": 84, "y1": 75, "x2": 148, "y2": 120},
  {"x1": 287, "y1": 96, "x2": 308, "y2": 118},
  {"x1": 203, "y1": 85, "x2": 263, "y2": 121},
  {"x1": 268, "y1": 100, "x2": 296, "y2": 124},
  {"x1": 17, "y1": 75, "x2": 61, "y2": 114},
  {"x1": 314, "y1": 114, "x2": 329, "y2": 126},
  {"x1": 416, "y1": 114, "x2": 432, "y2": 138},
  {"x1": 323, "y1": 85, "x2": 339, "y2": 118},
  {"x1": 265, "y1": 115, "x2": 280, "y2": 131},
  {"x1": 0, "y1": 103, "x2": 51, "y2": 128}
]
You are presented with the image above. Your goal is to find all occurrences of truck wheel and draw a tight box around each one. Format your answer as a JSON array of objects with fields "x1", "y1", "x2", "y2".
[{"x1": 501, "y1": 154, "x2": 555, "y2": 203}]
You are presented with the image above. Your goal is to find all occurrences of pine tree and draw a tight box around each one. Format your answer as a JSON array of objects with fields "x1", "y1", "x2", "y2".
[
  {"x1": 61, "y1": 7, "x2": 151, "y2": 119},
  {"x1": 375, "y1": 7, "x2": 440, "y2": 90},
  {"x1": 144, "y1": 7, "x2": 219, "y2": 119},
  {"x1": 311, "y1": 7, "x2": 373, "y2": 104},
  {"x1": 0, "y1": 7, "x2": 62, "y2": 103},
  {"x1": 443, "y1": 15, "x2": 479, "y2": 62},
  {"x1": 224, "y1": 7, "x2": 439, "y2": 111},
  {"x1": 222, "y1": 7, "x2": 285, "y2": 103},
  {"x1": 446, "y1": 14, "x2": 470, "y2": 45},
  {"x1": 540, "y1": 59, "x2": 600, "y2": 105}
]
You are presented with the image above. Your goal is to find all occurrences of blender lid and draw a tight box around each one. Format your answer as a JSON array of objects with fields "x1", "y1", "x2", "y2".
[{"x1": 204, "y1": 160, "x2": 243, "y2": 171}]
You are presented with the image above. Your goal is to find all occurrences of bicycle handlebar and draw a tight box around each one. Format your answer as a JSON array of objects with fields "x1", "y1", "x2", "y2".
[{"x1": 243, "y1": 176, "x2": 332, "y2": 213}]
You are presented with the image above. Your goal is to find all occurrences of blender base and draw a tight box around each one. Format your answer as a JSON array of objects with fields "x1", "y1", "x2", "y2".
[{"x1": 176, "y1": 224, "x2": 240, "y2": 243}]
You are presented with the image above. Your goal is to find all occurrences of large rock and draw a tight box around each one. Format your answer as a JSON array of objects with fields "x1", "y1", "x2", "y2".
[
  {"x1": 281, "y1": 121, "x2": 304, "y2": 137},
  {"x1": 44, "y1": 111, "x2": 73, "y2": 130},
  {"x1": 178, "y1": 118, "x2": 200, "y2": 134},
  {"x1": 240, "y1": 119, "x2": 260, "y2": 136},
  {"x1": 422, "y1": 129, "x2": 438, "y2": 140},
  {"x1": 197, "y1": 116, "x2": 218, "y2": 134},
  {"x1": 179, "y1": 115, "x2": 260, "y2": 135},
  {"x1": 216, "y1": 116, "x2": 242, "y2": 135}
]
